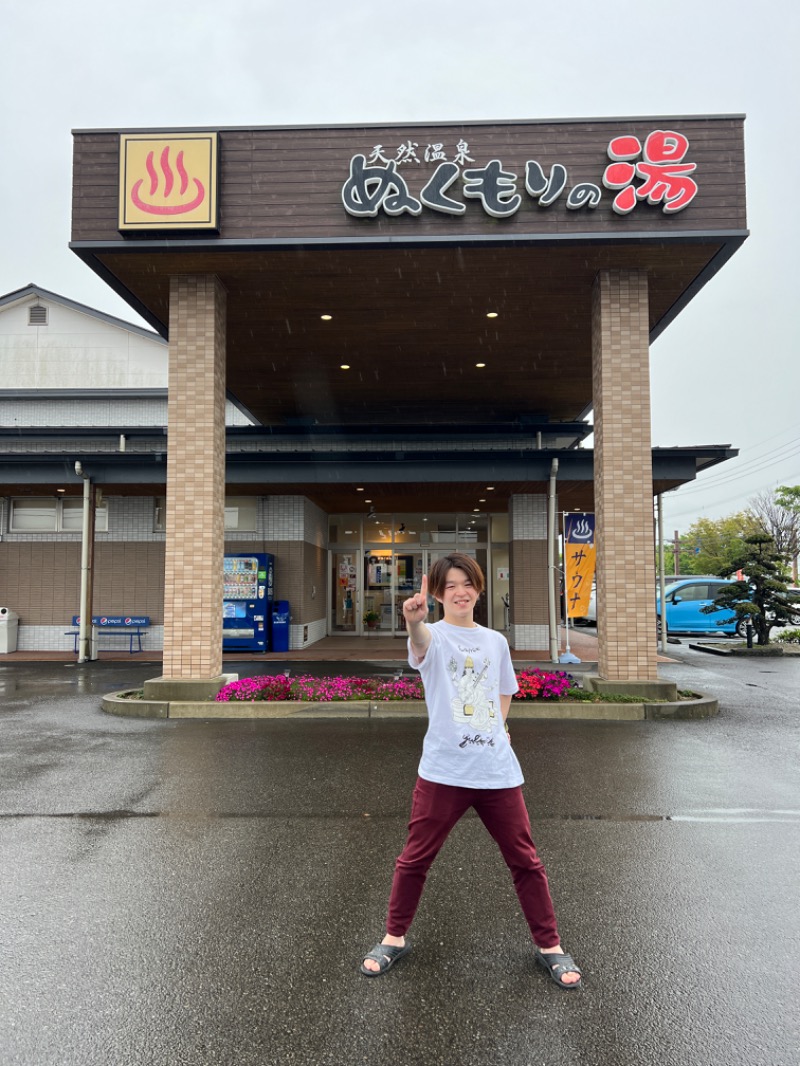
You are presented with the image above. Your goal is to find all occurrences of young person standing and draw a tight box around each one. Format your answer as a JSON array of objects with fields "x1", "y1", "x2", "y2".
[{"x1": 360, "y1": 552, "x2": 581, "y2": 989}]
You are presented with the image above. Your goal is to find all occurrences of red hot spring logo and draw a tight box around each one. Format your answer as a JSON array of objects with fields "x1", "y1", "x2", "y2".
[{"x1": 119, "y1": 133, "x2": 218, "y2": 230}]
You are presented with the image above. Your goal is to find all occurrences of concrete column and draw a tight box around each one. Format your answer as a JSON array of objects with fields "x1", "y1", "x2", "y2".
[
  {"x1": 146, "y1": 275, "x2": 228, "y2": 699},
  {"x1": 591, "y1": 269, "x2": 658, "y2": 683},
  {"x1": 508, "y1": 494, "x2": 550, "y2": 652}
]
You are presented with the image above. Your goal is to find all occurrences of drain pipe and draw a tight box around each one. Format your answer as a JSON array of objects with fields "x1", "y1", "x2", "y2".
[
  {"x1": 76, "y1": 462, "x2": 94, "y2": 663},
  {"x1": 547, "y1": 458, "x2": 559, "y2": 662},
  {"x1": 657, "y1": 494, "x2": 669, "y2": 653}
]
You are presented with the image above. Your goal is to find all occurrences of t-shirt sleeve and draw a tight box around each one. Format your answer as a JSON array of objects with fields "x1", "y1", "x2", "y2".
[{"x1": 498, "y1": 638, "x2": 519, "y2": 695}]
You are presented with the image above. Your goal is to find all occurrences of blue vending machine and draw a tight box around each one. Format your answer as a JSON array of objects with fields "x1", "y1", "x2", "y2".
[{"x1": 222, "y1": 553, "x2": 274, "y2": 652}]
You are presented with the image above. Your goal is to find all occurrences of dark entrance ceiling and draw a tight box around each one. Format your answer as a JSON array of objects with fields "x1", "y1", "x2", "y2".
[{"x1": 92, "y1": 239, "x2": 726, "y2": 430}]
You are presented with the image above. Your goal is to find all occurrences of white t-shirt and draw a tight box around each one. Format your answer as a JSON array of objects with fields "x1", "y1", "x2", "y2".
[{"x1": 408, "y1": 620, "x2": 523, "y2": 789}]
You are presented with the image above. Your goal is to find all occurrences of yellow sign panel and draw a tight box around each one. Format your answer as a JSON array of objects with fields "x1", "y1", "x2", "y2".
[
  {"x1": 119, "y1": 133, "x2": 218, "y2": 230},
  {"x1": 564, "y1": 513, "x2": 596, "y2": 618}
]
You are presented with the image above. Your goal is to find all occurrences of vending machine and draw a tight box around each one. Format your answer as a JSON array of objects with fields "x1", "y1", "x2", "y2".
[{"x1": 222, "y1": 553, "x2": 274, "y2": 652}]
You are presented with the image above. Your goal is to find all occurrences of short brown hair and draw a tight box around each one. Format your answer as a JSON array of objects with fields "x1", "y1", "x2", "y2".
[{"x1": 428, "y1": 553, "x2": 485, "y2": 599}]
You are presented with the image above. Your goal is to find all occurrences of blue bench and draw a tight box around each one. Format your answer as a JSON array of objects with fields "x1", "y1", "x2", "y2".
[{"x1": 66, "y1": 615, "x2": 150, "y2": 654}]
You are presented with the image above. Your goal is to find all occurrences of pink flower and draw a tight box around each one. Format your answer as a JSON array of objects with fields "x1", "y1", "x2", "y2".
[{"x1": 216, "y1": 669, "x2": 573, "y2": 703}]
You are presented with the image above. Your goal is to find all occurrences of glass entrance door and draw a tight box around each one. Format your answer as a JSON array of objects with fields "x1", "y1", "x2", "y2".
[
  {"x1": 364, "y1": 550, "x2": 426, "y2": 636},
  {"x1": 391, "y1": 551, "x2": 425, "y2": 635},
  {"x1": 331, "y1": 552, "x2": 358, "y2": 633}
]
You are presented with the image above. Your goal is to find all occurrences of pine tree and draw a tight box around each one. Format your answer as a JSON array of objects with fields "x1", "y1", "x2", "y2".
[{"x1": 702, "y1": 533, "x2": 800, "y2": 645}]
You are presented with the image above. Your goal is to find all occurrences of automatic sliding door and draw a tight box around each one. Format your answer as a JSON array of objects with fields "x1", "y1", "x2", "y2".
[
  {"x1": 331, "y1": 553, "x2": 357, "y2": 633},
  {"x1": 392, "y1": 552, "x2": 425, "y2": 634}
]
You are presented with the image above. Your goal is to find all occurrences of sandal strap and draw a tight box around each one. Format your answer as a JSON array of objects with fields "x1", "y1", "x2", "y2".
[
  {"x1": 551, "y1": 962, "x2": 582, "y2": 976},
  {"x1": 539, "y1": 951, "x2": 581, "y2": 974},
  {"x1": 364, "y1": 942, "x2": 405, "y2": 964}
]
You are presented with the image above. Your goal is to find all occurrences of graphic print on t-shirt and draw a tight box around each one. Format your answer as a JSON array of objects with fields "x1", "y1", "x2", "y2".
[{"x1": 448, "y1": 654, "x2": 496, "y2": 733}]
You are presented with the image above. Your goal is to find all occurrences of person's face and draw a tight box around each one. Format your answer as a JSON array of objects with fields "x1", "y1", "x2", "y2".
[{"x1": 437, "y1": 567, "x2": 479, "y2": 626}]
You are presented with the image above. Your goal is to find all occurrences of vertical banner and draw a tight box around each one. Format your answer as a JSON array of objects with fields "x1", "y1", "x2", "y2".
[{"x1": 564, "y1": 513, "x2": 596, "y2": 617}]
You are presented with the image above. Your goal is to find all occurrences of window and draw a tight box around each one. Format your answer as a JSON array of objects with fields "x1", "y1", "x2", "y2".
[
  {"x1": 10, "y1": 497, "x2": 108, "y2": 532},
  {"x1": 674, "y1": 583, "x2": 711, "y2": 602},
  {"x1": 154, "y1": 496, "x2": 257, "y2": 532},
  {"x1": 224, "y1": 497, "x2": 257, "y2": 531}
]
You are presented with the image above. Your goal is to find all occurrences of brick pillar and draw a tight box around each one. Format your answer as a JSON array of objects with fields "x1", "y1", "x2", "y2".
[
  {"x1": 161, "y1": 275, "x2": 227, "y2": 683},
  {"x1": 592, "y1": 269, "x2": 658, "y2": 681},
  {"x1": 508, "y1": 494, "x2": 551, "y2": 652}
]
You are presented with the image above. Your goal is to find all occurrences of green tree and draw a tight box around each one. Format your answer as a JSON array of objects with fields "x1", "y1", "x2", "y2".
[
  {"x1": 749, "y1": 488, "x2": 800, "y2": 583},
  {"x1": 774, "y1": 485, "x2": 800, "y2": 583},
  {"x1": 681, "y1": 512, "x2": 760, "y2": 577},
  {"x1": 775, "y1": 485, "x2": 800, "y2": 511},
  {"x1": 703, "y1": 532, "x2": 800, "y2": 645}
]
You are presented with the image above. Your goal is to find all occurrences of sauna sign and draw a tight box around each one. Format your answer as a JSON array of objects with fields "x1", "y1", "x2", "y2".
[
  {"x1": 119, "y1": 133, "x2": 219, "y2": 230},
  {"x1": 341, "y1": 130, "x2": 698, "y2": 220}
]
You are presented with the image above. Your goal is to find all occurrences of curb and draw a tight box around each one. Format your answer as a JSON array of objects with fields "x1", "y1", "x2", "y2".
[
  {"x1": 690, "y1": 642, "x2": 787, "y2": 657},
  {"x1": 101, "y1": 693, "x2": 719, "y2": 721},
  {"x1": 643, "y1": 695, "x2": 719, "y2": 719}
]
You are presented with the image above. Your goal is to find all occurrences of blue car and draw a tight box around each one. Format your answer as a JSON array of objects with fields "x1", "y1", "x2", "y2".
[{"x1": 657, "y1": 578, "x2": 742, "y2": 636}]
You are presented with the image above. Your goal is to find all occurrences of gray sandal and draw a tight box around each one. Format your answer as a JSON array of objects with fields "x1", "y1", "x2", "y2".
[
  {"x1": 360, "y1": 941, "x2": 412, "y2": 977},
  {"x1": 534, "y1": 948, "x2": 582, "y2": 990}
]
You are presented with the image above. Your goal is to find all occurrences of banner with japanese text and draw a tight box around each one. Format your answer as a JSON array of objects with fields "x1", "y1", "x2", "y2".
[{"x1": 564, "y1": 513, "x2": 596, "y2": 618}]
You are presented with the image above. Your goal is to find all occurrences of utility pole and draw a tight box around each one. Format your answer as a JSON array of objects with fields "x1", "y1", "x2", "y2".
[{"x1": 673, "y1": 529, "x2": 681, "y2": 576}]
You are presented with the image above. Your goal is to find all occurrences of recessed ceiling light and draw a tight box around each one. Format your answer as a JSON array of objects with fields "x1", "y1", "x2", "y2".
[
  {"x1": 57, "y1": 488, "x2": 66, "y2": 493},
  {"x1": 320, "y1": 314, "x2": 332, "y2": 321},
  {"x1": 365, "y1": 499, "x2": 372, "y2": 503},
  {"x1": 473, "y1": 508, "x2": 480, "y2": 513},
  {"x1": 479, "y1": 498, "x2": 486, "y2": 502},
  {"x1": 475, "y1": 362, "x2": 486, "y2": 368},
  {"x1": 340, "y1": 364, "x2": 350, "y2": 370},
  {"x1": 356, "y1": 487, "x2": 364, "y2": 492},
  {"x1": 486, "y1": 486, "x2": 495, "y2": 490},
  {"x1": 486, "y1": 312, "x2": 498, "y2": 319}
]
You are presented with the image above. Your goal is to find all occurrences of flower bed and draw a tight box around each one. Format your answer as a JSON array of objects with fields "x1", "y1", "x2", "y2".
[{"x1": 215, "y1": 669, "x2": 575, "y2": 703}]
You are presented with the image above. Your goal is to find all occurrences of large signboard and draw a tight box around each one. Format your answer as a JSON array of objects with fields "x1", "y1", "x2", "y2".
[
  {"x1": 341, "y1": 130, "x2": 698, "y2": 220},
  {"x1": 73, "y1": 117, "x2": 745, "y2": 248},
  {"x1": 119, "y1": 132, "x2": 218, "y2": 230}
]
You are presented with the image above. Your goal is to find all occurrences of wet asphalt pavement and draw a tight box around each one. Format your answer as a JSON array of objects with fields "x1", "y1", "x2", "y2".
[{"x1": 1, "y1": 649, "x2": 799, "y2": 1066}]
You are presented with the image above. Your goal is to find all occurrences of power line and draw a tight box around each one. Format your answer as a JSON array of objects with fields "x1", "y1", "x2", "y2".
[
  {"x1": 665, "y1": 473, "x2": 800, "y2": 522},
  {"x1": 677, "y1": 436, "x2": 800, "y2": 488},
  {"x1": 667, "y1": 441, "x2": 800, "y2": 497}
]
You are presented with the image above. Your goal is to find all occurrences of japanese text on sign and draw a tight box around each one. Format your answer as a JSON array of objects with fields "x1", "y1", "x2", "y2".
[{"x1": 342, "y1": 131, "x2": 698, "y2": 219}]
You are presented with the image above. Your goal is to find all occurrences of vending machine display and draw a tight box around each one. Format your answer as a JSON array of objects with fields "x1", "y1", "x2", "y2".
[{"x1": 222, "y1": 553, "x2": 274, "y2": 652}]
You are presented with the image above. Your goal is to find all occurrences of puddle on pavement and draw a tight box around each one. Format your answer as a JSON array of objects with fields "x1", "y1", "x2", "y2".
[{"x1": 4, "y1": 808, "x2": 800, "y2": 824}]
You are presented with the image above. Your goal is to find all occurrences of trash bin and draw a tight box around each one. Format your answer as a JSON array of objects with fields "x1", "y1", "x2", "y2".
[
  {"x1": 0, "y1": 608, "x2": 19, "y2": 653},
  {"x1": 271, "y1": 600, "x2": 290, "y2": 653}
]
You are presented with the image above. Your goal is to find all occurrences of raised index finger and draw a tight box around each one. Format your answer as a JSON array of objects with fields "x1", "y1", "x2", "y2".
[{"x1": 419, "y1": 574, "x2": 428, "y2": 599}]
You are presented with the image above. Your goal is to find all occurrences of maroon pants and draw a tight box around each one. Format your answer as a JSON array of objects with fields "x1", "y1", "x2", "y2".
[{"x1": 386, "y1": 777, "x2": 560, "y2": 947}]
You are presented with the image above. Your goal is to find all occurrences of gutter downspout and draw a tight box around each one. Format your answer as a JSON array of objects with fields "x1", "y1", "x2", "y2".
[
  {"x1": 547, "y1": 458, "x2": 559, "y2": 662},
  {"x1": 77, "y1": 470, "x2": 96, "y2": 663},
  {"x1": 657, "y1": 494, "x2": 668, "y2": 654}
]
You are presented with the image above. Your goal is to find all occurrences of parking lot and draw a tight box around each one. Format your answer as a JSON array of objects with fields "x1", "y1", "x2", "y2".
[{"x1": 1, "y1": 646, "x2": 799, "y2": 1066}]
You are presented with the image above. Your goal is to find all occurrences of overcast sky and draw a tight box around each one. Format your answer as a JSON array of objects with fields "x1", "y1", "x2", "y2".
[{"x1": 2, "y1": 0, "x2": 797, "y2": 534}]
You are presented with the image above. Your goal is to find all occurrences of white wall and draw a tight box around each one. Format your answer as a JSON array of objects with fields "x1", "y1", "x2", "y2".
[
  {"x1": 0, "y1": 292, "x2": 253, "y2": 426},
  {"x1": 0, "y1": 294, "x2": 167, "y2": 389}
]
